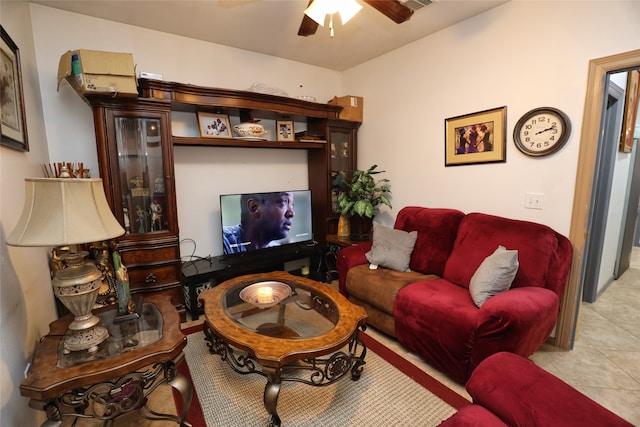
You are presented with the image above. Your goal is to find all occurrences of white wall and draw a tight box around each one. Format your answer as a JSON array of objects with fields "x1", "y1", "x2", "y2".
[
  {"x1": 342, "y1": 1, "x2": 640, "y2": 236},
  {"x1": 0, "y1": 3, "x2": 56, "y2": 426},
  {"x1": 29, "y1": 4, "x2": 342, "y2": 258}
]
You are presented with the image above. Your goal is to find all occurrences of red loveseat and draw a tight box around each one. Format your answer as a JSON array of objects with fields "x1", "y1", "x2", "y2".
[
  {"x1": 439, "y1": 352, "x2": 633, "y2": 426},
  {"x1": 337, "y1": 206, "x2": 573, "y2": 383}
]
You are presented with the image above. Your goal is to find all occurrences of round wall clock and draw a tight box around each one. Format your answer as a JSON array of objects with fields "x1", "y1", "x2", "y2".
[{"x1": 513, "y1": 107, "x2": 571, "y2": 157}]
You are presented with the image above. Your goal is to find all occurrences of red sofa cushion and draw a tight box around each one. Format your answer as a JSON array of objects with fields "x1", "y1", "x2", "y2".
[
  {"x1": 394, "y1": 278, "x2": 478, "y2": 384},
  {"x1": 443, "y1": 213, "x2": 565, "y2": 295},
  {"x1": 393, "y1": 207, "x2": 465, "y2": 276}
]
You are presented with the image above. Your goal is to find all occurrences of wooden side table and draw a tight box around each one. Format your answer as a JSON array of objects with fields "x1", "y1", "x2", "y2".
[
  {"x1": 325, "y1": 234, "x2": 372, "y2": 281},
  {"x1": 21, "y1": 294, "x2": 192, "y2": 426}
]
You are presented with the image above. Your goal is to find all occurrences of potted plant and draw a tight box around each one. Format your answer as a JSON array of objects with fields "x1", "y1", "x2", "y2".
[{"x1": 336, "y1": 164, "x2": 392, "y2": 240}]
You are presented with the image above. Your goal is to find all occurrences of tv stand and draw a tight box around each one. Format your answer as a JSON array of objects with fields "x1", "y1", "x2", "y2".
[{"x1": 181, "y1": 242, "x2": 323, "y2": 320}]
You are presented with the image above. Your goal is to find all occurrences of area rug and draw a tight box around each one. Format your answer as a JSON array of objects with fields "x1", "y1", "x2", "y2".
[{"x1": 175, "y1": 326, "x2": 469, "y2": 426}]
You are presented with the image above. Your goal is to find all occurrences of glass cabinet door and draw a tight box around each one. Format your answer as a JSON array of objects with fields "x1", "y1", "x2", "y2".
[
  {"x1": 114, "y1": 117, "x2": 168, "y2": 236},
  {"x1": 329, "y1": 128, "x2": 355, "y2": 214}
]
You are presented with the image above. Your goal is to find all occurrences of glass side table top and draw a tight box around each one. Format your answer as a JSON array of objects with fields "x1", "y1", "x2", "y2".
[
  {"x1": 58, "y1": 302, "x2": 163, "y2": 368},
  {"x1": 223, "y1": 278, "x2": 339, "y2": 340}
]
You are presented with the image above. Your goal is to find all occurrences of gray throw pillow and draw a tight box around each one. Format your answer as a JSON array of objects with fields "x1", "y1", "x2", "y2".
[
  {"x1": 365, "y1": 223, "x2": 418, "y2": 272},
  {"x1": 469, "y1": 245, "x2": 519, "y2": 307}
]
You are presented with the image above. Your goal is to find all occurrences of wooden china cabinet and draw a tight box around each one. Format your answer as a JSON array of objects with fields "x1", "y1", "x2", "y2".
[
  {"x1": 87, "y1": 96, "x2": 184, "y2": 316},
  {"x1": 308, "y1": 119, "x2": 359, "y2": 236},
  {"x1": 84, "y1": 80, "x2": 358, "y2": 317},
  {"x1": 138, "y1": 78, "x2": 359, "y2": 244}
]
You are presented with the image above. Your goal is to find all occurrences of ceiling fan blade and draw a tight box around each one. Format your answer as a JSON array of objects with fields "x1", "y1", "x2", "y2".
[
  {"x1": 298, "y1": 14, "x2": 319, "y2": 36},
  {"x1": 363, "y1": 0, "x2": 414, "y2": 24},
  {"x1": 298, "y1": 0, "x2": 319, "y2": 37}
]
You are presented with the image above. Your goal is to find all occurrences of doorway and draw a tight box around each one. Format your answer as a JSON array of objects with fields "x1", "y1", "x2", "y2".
[
  {"x1": 581, "y1": 73, "x2": 640, "y2": 303},
  {"x1": 555, "y1": 49, "x2": 640, "y2": 351}
]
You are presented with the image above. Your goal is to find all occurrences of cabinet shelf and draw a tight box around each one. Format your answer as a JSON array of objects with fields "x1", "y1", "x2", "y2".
[{"x1": 172, "y1": 136, "x2": 326, "y2": 149}]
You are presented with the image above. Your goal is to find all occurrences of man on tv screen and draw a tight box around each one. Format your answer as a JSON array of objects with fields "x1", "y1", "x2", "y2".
[{"x1": 223, "y1": 191, "x2": 295, "y2": 254}]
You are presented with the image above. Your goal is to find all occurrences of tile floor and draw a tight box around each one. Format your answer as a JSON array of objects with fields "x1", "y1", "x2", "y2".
[{"x1": 64, "y1": 257, "x2": 640, "y2": 425}]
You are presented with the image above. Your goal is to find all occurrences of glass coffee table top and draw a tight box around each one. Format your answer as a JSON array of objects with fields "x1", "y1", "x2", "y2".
[{"x1": 223, "y1": 278, "x2": 339, "y2": 340}]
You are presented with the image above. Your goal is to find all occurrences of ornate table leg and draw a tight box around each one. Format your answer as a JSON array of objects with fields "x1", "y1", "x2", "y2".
[
  {"x1": 262, "y1": 367, "x2": 282, "y2": 427},
  {"x1": 168, "y1": 359, "x2": 193, "y2": 426},
  {"x1": 34, "y1": 355, "x2": 192, "y2": 427}
]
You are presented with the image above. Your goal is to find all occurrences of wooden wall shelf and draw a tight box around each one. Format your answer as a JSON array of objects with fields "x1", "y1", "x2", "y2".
[{"x1": 172, "y1": 136, "x2": 326, "y2": 149}]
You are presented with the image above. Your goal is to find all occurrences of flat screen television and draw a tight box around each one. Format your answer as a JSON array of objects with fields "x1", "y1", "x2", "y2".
[{"x1": 220, "y1": 190, "x2": 313, "y2": 255}]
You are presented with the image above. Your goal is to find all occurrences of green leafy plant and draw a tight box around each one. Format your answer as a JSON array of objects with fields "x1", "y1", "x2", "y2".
[{"x1": 337, "y1": 164, "x2": 392, "y2": 219}]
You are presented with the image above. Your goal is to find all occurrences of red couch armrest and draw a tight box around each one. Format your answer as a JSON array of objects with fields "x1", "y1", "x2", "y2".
[
  {"x1": 466, "y1": 352, "x2": 634, "y2": 427},
  {"x1": 336, "y1": 243, "x2": 372, "y2": 296},
  {"x1": 470, "y1": 287, "x2": 559, "y2": 372},
  {"x1": 438, "y1": 405, "x2": 507, "y2": 427}
]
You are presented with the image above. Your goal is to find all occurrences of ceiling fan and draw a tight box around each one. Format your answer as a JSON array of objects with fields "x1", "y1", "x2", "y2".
[{"x1": 298, "y1": 0, "x2": 416, "y2": 37}]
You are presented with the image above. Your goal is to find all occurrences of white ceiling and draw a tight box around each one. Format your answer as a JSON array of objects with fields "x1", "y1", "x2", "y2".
[{"x1": 29, "y1": 0, "x2": 508, "y2": 71}]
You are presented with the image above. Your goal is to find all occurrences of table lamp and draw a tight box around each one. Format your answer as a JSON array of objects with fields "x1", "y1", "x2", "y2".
[{"x1": 7, "y1": 176, "x2": 125, "y2": 353}]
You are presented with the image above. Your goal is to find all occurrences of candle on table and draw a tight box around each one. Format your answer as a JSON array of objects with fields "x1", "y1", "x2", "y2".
[{"x1": 257, "y1": 286, "x2": 273, "y2": 303}]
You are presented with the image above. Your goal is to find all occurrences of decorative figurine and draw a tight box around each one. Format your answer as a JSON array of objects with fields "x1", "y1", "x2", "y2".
[
  {"x1": 150, "y1": 201, "x2": 162, "y2": 231},
  {"x1": 136, "y1": 206, "x2": 146, "y2": 233}
]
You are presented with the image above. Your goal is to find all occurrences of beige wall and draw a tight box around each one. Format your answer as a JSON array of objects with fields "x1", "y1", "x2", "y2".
[
  {"x1": 29, "y1": 4, "x2": 343, "y2": 258},
  {"x1": 1, "y1": 2, "x2": 56, "y2": 426},
  {"x1": 343, "y1": 1, "x2": 640, "y2": 236}
]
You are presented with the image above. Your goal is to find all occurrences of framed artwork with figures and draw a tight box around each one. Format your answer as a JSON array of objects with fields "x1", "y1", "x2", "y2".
[
  {"x1": 1, "y1": 26, "x2": 29, "y2": 151},
  {"x1": 445, "y1": 106, "x2": 506, "y2": 166}
]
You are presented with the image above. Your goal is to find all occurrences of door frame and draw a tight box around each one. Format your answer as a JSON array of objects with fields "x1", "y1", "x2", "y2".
[{"x1": 556, "y1": 49, "x2": 640, "y2": 350}]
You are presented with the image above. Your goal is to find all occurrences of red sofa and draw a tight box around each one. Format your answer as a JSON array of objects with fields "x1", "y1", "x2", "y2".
[
  {"x1": 337, "y1": 206, "x2": 573, "y2": 383},
  {"x1": 439, "y1": 351, "x2": 633, "y2": 426}
]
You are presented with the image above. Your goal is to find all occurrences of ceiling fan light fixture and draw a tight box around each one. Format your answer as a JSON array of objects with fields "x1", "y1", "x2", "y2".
[{"x1": 304, "y1": 0, "x2": 362, "y2": 26}]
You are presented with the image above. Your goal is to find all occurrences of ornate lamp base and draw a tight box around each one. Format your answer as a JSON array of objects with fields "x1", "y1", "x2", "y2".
[
  {"x1": 53, "y1": 251, "x2": 110, "y2": 353},
  {"x1": 63, "y1": 325, "x2": 109, "y2": 354}
]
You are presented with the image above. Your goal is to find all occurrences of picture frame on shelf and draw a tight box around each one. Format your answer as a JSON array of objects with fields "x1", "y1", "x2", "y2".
[
  {"x1": 445, "y1": 106, "x2": 506, "y2": 166},
  {"x1": 277, "y1": 120, "x2": 294, "y2": 142},
  {"x1": 1, "y1": 26, "x2": 29, "y2": 152},
  {"x1": 197, "y1": 112, "x2": 232, "y2": 139},
  {"x1": 620, "y1": 69, "x2": 640, "y2": 153}
]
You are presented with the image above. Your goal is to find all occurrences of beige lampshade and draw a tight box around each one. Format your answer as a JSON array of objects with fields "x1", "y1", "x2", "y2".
[{"x1": 7, "y1": 178, "x2": 125, "y2": 247}]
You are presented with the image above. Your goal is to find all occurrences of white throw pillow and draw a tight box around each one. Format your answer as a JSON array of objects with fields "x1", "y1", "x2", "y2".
[
  {"x1": 469, "y1": 245, "x2": 519, "y2": 307},
  {"x1": 365, "y1": 223, "x2": 418, "y2": 272}
]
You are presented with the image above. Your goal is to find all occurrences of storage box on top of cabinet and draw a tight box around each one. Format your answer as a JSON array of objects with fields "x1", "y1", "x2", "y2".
[{"x1": 57, "y1": 49, "x2": 138, "y2": 97}]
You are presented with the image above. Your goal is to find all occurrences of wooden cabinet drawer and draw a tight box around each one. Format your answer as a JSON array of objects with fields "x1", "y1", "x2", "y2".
[
  {"x1": 120, "y1": 245, "x2": 179, "y2": 267},
  {"x1": 128, "y1": 264, "x2": 180, "y2": 289}
]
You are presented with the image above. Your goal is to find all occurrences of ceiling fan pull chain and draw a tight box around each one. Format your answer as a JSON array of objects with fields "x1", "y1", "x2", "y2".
[{"x1": 330, "y1": 14, "x2": 334, "y2": 38}]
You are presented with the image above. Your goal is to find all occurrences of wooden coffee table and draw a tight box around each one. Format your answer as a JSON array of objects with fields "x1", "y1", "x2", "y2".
[{"x1": 199, "y1": 271, "x2": 368, "y2": 427}]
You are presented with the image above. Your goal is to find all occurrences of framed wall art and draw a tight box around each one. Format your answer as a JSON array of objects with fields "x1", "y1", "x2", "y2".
[
  {"x1": 277, "y1": 120, "x2": 294, "y2": 142},
  {"x1": 445, "y1": 106, "x2": 506, "y2": 166},
  {"x1": 619, "y1": 69, "x2": 640, "y2": 153},
  {"x1": 1, "y1": 26, "x2": 29, "y2": 152},
  {"x1": 197, "y1": 112, "x2": 232, "y2": 139}
]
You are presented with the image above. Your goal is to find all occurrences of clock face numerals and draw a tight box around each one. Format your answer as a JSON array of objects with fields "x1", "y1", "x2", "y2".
[
  {"x1": 514, "y1": 108, "x2": 571, "y2": 157},
  {"x1": 519, "y1": 113, "x2": 563, "y2": 151}
]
